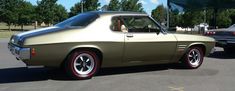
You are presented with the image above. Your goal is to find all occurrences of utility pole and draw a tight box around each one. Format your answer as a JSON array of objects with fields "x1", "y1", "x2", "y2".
[
  {"x1": 81, "y1": 0, "x2": 84, "y2": 13},
  {"x1": 167, "y1": 0, "x2": 170, "y2": 30},
  {"x1": 204, "y1": 9, "x2": 206, "y2": 23},
  {"x1": 167, "y1": 7, "x2": 170, "y2": 30}
]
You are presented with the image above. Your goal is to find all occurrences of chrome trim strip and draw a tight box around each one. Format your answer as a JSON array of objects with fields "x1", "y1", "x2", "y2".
[
  {"x1": 178, "y1": 45, "x2": 187, "y2": 47},
  {"x1": 27, "y1": 66, "x2": 44, "y2": 68},
  {"x1": 178, "y1": 45, "x2": 187, "y2": 49}
]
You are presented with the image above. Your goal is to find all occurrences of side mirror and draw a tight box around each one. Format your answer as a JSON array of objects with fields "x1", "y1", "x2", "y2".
[{"x1": 121, "y1": 25, "x2": 128, "y2": 32}]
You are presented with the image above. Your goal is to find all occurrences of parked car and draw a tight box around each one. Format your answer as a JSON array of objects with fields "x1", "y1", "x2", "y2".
[
  {"x1": 204, "y1": 24, "x2": 235, "y2": 53},
  {"x1": 8, "y1": 11, "x2": 215, "y2": 79}
]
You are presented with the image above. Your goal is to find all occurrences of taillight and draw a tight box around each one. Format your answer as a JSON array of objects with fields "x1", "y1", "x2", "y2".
[
  {"x1": 31, "y1": 48, "x2": 36, "y2": 56},
  {"x1": 233, "y1": 32, "x2": 235, "y2": 35},
  {"x1": 205, "y1": 31, "x2": 216, "y2": 36}
]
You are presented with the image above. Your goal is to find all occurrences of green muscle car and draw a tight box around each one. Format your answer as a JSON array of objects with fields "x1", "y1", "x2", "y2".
[{"x1": 8, "y1": 11, "x2": 215, "y2": 79}]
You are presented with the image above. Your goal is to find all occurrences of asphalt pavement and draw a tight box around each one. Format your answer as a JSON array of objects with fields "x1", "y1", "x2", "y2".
[{"x1": 1, "y1": 38, "x2": 235, "y2": 91}]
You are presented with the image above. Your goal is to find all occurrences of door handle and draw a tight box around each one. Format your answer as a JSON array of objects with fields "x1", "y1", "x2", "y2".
[{"x1": 126, "y1": 34, "x2": 133, "y2": 37}]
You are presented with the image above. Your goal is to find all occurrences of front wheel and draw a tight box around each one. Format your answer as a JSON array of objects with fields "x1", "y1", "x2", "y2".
[
  {"x1": 182, "y1": 47, "x2": 204, "y2": 69},
  {"x1": 65, "y1": 50, "x2": 100, "y2": 80}
]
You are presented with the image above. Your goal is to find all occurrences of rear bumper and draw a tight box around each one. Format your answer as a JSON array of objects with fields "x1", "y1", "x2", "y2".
[{"x1": 8, "y1": 43, "x2": 31, "y2": 60}]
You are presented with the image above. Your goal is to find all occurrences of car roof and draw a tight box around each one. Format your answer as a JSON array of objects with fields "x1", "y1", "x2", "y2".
[{"x1": 83, "y1": 11, "x2": 148, "y2": 16}]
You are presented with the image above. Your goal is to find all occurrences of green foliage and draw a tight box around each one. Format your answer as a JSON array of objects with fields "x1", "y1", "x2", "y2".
[
  {"x1": 83, "y1": 0, "x2": 100, "y2": 11},
  {"x1": 18, "y1": 1, "x2": 35, "y2": 29},
  {"x1": 69, "y1": 0, "x2": 100, "y2": 17},
  {"x1": 0, "y1": 0, "x2": 22, "y2": 29},
  {"x1": 180, "y1": 11, "x2": 202, "y2": 27},
  {"x1": 120, "y1": 0, "x2": 144, "y2": 12},
  {"x1": 36, "y1": 0, "x2": 58, "y2": 25},
  {"x1": 170, "y1": 12, "x2": 183, "y2": 27},
  {"x1": 217, "y1": 10, "x2": 232, "y2": 28},
  {"x1": 54, "y1": 4, "x2": 68, "y2": 24},
  {"x1": 107, "y1": 0, "x2": 120, "y2": 11},
  {"x1": 228, "y1": 9, "x2": 235, "y2": 25},
  {"x1": 69, "y1": 2, "x2": 81, "y2": 17},
  {"x1": 151, "y1": 5, "x2": 167, "y2": 24},
  {"x1": 169, "y1": 8, "x2": 235, "y2": 28},
  {"x1": 36, "y1": 0, "x2": 68, "y2": 25}
]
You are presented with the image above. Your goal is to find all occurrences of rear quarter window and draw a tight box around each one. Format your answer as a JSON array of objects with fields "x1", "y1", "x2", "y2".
[{"x1": 55, "y1": 13, "x2": 99, "y2": 27}]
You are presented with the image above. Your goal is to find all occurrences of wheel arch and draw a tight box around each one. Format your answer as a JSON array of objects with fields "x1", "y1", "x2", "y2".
[
  {"x1": 187, "y1": 43, "x2": 206, "y2": 55},
  {"x1": 178, "y1": 43, "x2": 206, "y2": 69},
  {"x1": 61, "y1": 45, "x2": 103, "y2": 68}
]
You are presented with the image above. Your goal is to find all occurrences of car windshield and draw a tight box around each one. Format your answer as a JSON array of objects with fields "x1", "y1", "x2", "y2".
[{"x1": 55, "y1": 13, "x2": 99, "y2": 27}]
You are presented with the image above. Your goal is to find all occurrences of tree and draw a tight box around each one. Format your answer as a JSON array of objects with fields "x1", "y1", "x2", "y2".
[
  {"x1": 0, "y1": 0, "x2": 22, "y2": 30},
  {"x1": 120, "y1": 0, "x2": 144, "y2": 12},
  {"x1": 191, "y1": 11, "x2": 204, "y2": 26},
  {"x1": 229, "y1": 9, "x2": 235, "y2": 25},
  {"x1": 54, "y1": 4, "x2": 68, "y2": 24},
  {"x1": 18, "y1": 1, "x2": 35, "y2": 30},
  {"x1": 69, "y1": 2, "x2": 81, "y2": 17},
  {"x1": 69, "y1": 0, "x2": 100, "y2": 17},
  {"x1": 151, "y1": 5, "x2": 167, "y2": 24},
  {"x1": 180, "y1": 11, "x2": 204, "y2": 28},
  {"x1": 170, "y1": 12, "x2": 183, "y2": 28},
  {"x1": 83, "y1": 0, "x2": 100, "y2": 11},
  {"x1": 36, "y1": 0, "x2": 58, "y2": 25},
  {"x1": 107, "y1": 0, "x2": 120, "y2": 11},
  {"x1": 217, "y1": 10, "x2": 232, "y2": 28}
]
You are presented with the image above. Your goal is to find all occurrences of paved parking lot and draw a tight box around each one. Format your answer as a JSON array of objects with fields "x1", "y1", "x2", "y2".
[{"x1": 1, "y1": 38, "x2": 235, "y2": 91}]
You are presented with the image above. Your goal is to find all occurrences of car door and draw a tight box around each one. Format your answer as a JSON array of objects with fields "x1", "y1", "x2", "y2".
[{"x1": 122, "y1": 16, "x2": 177, "y2": 63}]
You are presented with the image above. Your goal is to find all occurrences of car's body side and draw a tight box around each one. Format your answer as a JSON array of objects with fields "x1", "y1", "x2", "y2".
[
  {"x1": 21, "y1": 14, "x2": 125, "y2": 67},
  {"x1": 9, "y1": 12, "x2": 215, "y2": 68}
]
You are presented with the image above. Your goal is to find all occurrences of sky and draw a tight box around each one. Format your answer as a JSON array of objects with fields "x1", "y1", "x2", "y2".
[{"x1": 26, "y1": 0, "x2": 167, "y2": 15}]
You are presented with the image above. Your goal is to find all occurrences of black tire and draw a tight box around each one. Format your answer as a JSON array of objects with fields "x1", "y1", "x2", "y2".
[
  {"x1": 182, "y1": 47, "x2": 204, "y2": 69},
  {"x1": 65, "y1": 50, "x2": 100, "y2": 80}
]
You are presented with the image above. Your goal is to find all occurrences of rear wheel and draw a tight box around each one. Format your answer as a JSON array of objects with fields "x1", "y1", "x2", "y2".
[
  {"x1": 65, "y1": 50, "x2": 100, "y2": 80},
  {"x1": 182, "y1": 47, "x2": 204, "y2": 69}
]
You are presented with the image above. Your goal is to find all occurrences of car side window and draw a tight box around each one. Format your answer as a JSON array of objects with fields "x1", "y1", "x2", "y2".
[
  {"x1": 122, "y1": 16, "x2": 160, "y2": 33},
  {"x1": 111, "y1": 17, "x2": 127, "y2": 32}
]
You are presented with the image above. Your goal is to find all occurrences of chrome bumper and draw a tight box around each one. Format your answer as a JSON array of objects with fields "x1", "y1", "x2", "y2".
[
  {"x1": 210, "y1": 47, "x2": 216, "y2": 54},
  {"x1": 8, "y1": 43, "x2": 30, "y2": 60}
]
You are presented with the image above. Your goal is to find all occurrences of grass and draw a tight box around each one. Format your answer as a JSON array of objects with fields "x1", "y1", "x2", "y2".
[
  {"x1": 0, "y1": 22, "x2": 41, "y2": 38},
  {"x1": 0, "y1": 31, "x2": 21, "y2": 38}
]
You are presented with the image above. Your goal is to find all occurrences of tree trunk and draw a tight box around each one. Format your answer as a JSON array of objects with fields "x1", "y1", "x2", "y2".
[
  {"x1": 8, "y1": 22, "x2": 11, "y2": 31},
  {"x1": 21, "y1": 24, "x2": 24, "y2": 31}
]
